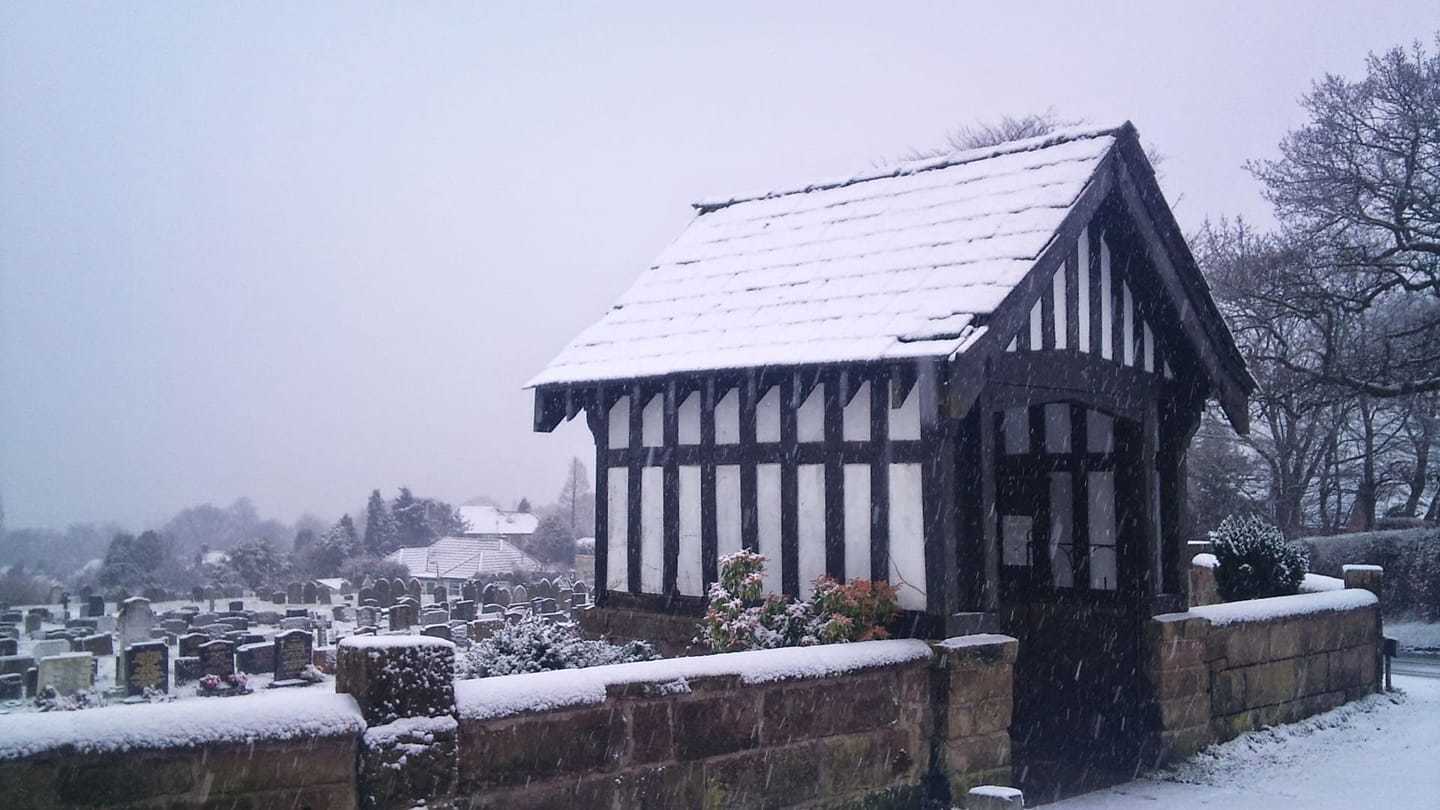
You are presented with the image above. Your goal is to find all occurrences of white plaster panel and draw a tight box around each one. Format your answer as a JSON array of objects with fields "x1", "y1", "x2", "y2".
[
  {"x1": 606, "y1": 469, "x2": 628, "y2": 591},
  {"x1": 1052, "y1": 266, "x2": 1068, "y2": 350},
  {"x1": 642, "y1": 394, "x2": 664, "y2": 447},
  {"x1": 842, "y1": 381, "x2": 871, "y2": 441},
  {"x1": 677, "y1": 391, "x2": 701, "y2": 445},
  {"x1": 887, "y1": 463, "x2": 927, "y2": 610},
  {"x1": 797, "y1": 464, "x2": 827, "y2": 598},
  {"x1": 678, "y1": 465, "x2": 704, "y2": 596},
  {"x1": 888, "y1": 383, "x2": 920, "y2": 441},
  {"x1": 843, "y1": 464, "x2": 871, "y2": 582},
  {"x1": 1122, "y1": 282, "x2": 1135, "y2": 366},
  {"x1": 715, "y1": 388, "x2": 740, "y2": 444},
  {"x1": 796, "y1": 384, "x2": 825, "y2": 443},
  {"x1": 640, "y1": 467, "x2": 664, "y2": 593},
  {"x1": 608, "y1": 396, "x2": 629, "y2": 449},
  {"x1": 756, "y1": 387, "x2": 781, "y2": 443},
  {"x1": 757, "y1": 463, "x2": 783, "y2": 595},
  {"x1": 1077, "y1": 229, "x2": 1091, "y2": 353},
  {"x1": 716, "y1": 465, "x2": 743, "y2": 560},
  {"x1": 1100, "y1": 235, "x2": 1114, "y2": 360},
  {"x1": 1029, "y1": 300, "x2": 1043, "y2": 348}
]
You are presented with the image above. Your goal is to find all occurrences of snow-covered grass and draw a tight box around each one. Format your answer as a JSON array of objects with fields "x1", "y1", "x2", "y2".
[
  {"x1": 455, "y1": 638, "x2": 932, "y2": 721},
  {"x1": 1386, "y1": 619, "x2": 1440, "y2": 655},
  {"x1": 1051, "y1": 676, "x2": 1439, "y2": 810}
]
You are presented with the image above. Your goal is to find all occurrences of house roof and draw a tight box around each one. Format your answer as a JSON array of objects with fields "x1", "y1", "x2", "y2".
[
  {"x1": 528, "y1": 125, "x2": 1125, "y2": 388},
  {"x1": 458, "y1": 505, "x2": 538, "y2": 536},
  {"x1": 386, "y1": 535, "x2": 543, "y2": 580}
]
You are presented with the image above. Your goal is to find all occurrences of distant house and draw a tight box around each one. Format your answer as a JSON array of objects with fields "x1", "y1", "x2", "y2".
[
  {"x1": 457, "y1": 505, "x2": 539, "y2": 540},
  {"x1": 385, "y1": 535, "x2": 543, "y2": 594}
]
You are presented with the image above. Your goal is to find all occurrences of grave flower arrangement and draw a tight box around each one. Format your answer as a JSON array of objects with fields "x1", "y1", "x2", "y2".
[
  {"x1": 197, "y1": 672, "x2": 250, "y2": 696},
  {"x1": 697, "y1": 550, "x2": 899, "y2": 652}
]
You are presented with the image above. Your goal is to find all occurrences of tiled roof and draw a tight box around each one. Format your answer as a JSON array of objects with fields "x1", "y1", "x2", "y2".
[
  {"x1": 459, "y1": 505, "x2": 538, "y2": 536},
  {"x1": 386, "y1": 535, "x2": 543, "y2": 580},
  {"x1": 529, "y1": 125, "x2": 1121, "y2": 387}
]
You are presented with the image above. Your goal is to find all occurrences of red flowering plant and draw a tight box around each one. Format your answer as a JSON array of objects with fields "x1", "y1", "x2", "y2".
[{"x1": 697, "y1": 551, "x2": 900, "y2": 652}]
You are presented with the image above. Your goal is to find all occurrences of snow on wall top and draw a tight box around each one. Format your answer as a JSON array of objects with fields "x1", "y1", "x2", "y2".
[
  {"x1": 455, "y1": 638, "x2": 933, "y2": 721},
  {"x1": 0, "y1": 689, "x2": 365, "y2": 761},
  {"x1": 529, "y1": 126, "x2": 1121, "y2": 387},
  {"x1": 1188, "y1": 588, "x2": 1377, "y2": 627}
]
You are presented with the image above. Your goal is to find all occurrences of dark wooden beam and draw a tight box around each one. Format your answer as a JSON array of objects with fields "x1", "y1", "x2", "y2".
[
  {"x1": 780, "y1": 374, "x2": 799, "y2": 596},
  {"x1": 870, "y1": 367, "x2": 890, "y2": 582},
  {"x1": 662, "y1": 379, "x2": 680, "y2": 595},
  {"x1": 823, "y1": 370, "x2": 846, "y2": 580},
  {"x1": 700, "y1": 378, "x2": 719, "y2": 588},
  {"x1": 594, "y1": 384, "x2": 610, "y2": 605},
  {"x1": 627, "y1": 382, "x2": 643, "y2": 593}
]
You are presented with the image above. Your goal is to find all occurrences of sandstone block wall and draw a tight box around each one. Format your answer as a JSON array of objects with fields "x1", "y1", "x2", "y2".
[
  {"x1": 2, "y1": 734, "x2": 358, "y2": 810},
  {"x1": 1143, "y1": 591, "x2": 1380, "y2": 766}
]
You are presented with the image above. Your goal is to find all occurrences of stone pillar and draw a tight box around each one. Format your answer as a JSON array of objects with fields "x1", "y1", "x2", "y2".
[
  {"x1": 1188, "y1": 554, "x2": 1220, "y2": 608},
  {"x1": 1140, "y1": 612, "x2": 1214, "y2": 766},
  {"x1": 932, "y1": 634, "x2": 1018, "y2": 800},
  {"x1": 336, "y1": 636, "x2": 457, "y2": 809},
  {"x1": 1342, "y1": 564, "x2": 1384, "y2": 693}
]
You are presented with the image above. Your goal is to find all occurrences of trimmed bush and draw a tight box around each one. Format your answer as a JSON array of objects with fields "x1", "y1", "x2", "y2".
[
  {"x1": 1211, "y1": 514, "x2": 1308, "y2": 601},
  {"x1": 1299, "y1": 527, "x2": 1440, "y2": 620},
  {"x1": 696, "y1": 550, "x2": 899, "y2": 652},
  {"x1": 455, "y1": 615, "x2": 656, "y2": 679}
]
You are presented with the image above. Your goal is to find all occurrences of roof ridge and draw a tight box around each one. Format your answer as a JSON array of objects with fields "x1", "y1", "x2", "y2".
[{"x1": 694, "y1": 122, "x2": 1130, "y2": 213}]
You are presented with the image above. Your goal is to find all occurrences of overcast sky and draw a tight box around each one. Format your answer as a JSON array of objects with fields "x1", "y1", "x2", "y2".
[{"x1": 2, "y1": 2, "x2": 1434, "y2": 531}]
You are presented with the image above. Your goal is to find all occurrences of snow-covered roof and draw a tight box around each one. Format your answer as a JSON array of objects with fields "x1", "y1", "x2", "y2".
[
  {"x1": 458, "y1": 505, "x2": 538, "y2": 537},
  {"x1": 385, "y1": 535, "x2": 542, "y2": 580},
  {"x1": 529, "y1": 125, "x2": 1122, "y2": 387}
]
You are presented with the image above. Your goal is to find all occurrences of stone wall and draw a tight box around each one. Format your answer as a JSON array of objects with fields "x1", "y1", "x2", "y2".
[
  {"x1": 578, "y1": 605, "x2": 708, "y2": 657},
  {"x1": 1142, "y1": 586, "x2": 1381, "y2": 765},
  {"x1": 2, "y1": 731, "x2": 358, "y2": 809},
  {"x1": 2, "y1": 635, "x2": 1019, "y2": 810}
]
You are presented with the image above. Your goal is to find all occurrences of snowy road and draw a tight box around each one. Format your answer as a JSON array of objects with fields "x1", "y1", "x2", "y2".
[
  {"x1": 1049, "y1": 676, "x2": 1440, "y2": 810},
  {"x1": 1392, "y1": 655, "x2": 1440, "y2": 680}
]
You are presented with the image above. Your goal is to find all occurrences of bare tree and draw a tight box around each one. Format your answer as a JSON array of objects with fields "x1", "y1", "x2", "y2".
[{"x1": 1249, "y1": 35, "x2": 1440, "y2": 397}]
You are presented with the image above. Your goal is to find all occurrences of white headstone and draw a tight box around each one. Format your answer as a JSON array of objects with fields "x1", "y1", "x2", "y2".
[
  {"x1": 37, "y1": 652, "x2": 94, "y2": 696},
  {"x1": 116, "y1": 597, "x2": 155, "y2": 650},
  {"x1": 31, "y1": 640, "x2": 72, "y2": 661},
  {"x1": 93, "y1": 615, "x2": 116, "y2": 634}
]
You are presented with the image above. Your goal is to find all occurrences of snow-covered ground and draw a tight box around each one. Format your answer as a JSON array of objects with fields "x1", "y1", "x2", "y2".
[
  {"x1": 1387, "y1": 620, "x2": 1440, "y2": 655},
  {"x1": 1051, "y1": 676, "x2": 1439, "y2": 809}
]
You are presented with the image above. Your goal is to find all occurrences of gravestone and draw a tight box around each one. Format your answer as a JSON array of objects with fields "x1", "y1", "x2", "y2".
[
  {"x1": 470, "y1": 620, "x2": 496, "y2": 641},
  {"x1": 174, "y1": 657, "x2": 202, "y2": 685},
  {"x1": 533, "y1": 578, "x2": 552, "y2": 598},
  {"x1": 191, "y1": 586, "x2": 205, "y2": 603},
  {"x1": 0, "y1": 610, "x2": 22, "y2": 624},
  {"x1": 66, "y1": 618, "x2": 98, "y2": 632},
  {"x1": 161, "y1": 618, "x2": 188, "y2": 636},
  {"x1": 124, "y1": 641, "x2": 169, "y2": 696},
  {"x1": 390, "y1": 579, "x2": 407, "y2": 603},
  {"x1": 481, "y1": 584, "x2": 497, "y2": 604},
  {"x1": 538, "y1": 598, "x2": 559, "y2": 615},
  {"x1": 179, "y1": 633, "x2": 209, "y2": 658},
  {"x1": 511, "y1": 585, "x2": 528, "y2": 604},
  {"x1": 0, "y1": 639, "x2": 14, "y2": 656},
  {"x1": 317, "y1": 587, "x2": 332, "y2": 605},
  {"x1": 116, "y1": 597, "x2": 156, "y2": 652},
  {"x1": 78, "y1": 634, "x2": 113, "y2": 657},
  {"x1": 356, "y1": 607, "x2": 378, "y2": 627},
  {"x1": 461, "y1": 582, "x2": 478, "y2": 603},
  {"x1": 37, "y1": 653, "x2": 93, "y2": 696},
  {"x1": 332, "y1": 605, "x2": 352, "y2": 622},
  {"x1": 0, "y1": 673, "x2": 22, "y2": 700},
  {"x1": 420, "y1": 609, "x2": 448, "y2": 627},
  {"x1": 31, "y1": 639, "x2": 70, "y2": 661},
  {"x1": 408, "y1": 578, "x2": 422, "y2": 601},
  {"x1": 421, "y1": 623, "x2": 452, "y2": 642},
  {"x1": 480, "y1": 603, "x2": 503, "y2": 617},
  {"x1": 199, "y1": 640, "x2": 235, "y2": 677},
  {"x1": 93, "y1": 615, "x2": 116, "y2": 634},
  {"x1": 252, "y1": 610, "x2": 281, "y2": 625},
  {"x1": 285, "y1": 608, "x2": 307, "y2": 619},
  {"x1": 87, "y1": 595, "x2": 105, "y2": 617},
  {"x1": 219, "y1": 616, "x2": 248, "y2": 631},
  {"x1": 48, "y1": 585, "x2": 65, "y2": 604},
  {"x1": 287, "y1": 582, "x2": 303, "y2": 604},
  {"x1": 451, "y1": 600, "x2": 476, "y2": 621},
  {"x1": 494, "y1": 586, "x2": 511, "y2": 606},
  {"x1": 573, "y1": 581, "x2": 589, "y2": 604},
  {"x1": 272, "y1": 629, "x2": 313, "y2": 682},
  {"x1": 358, "y1": 587, "x2": 375, "y2": 605},
  {"x1": 353, "y1": 625, "x2": 377, "y2": 636},
  {"x1": 375, "y1": 579, "x2": 391, "y2": 608},
  {"x1": 236, "y1": 642, "x2": 273, "y2": 674},
  {"x1": 24, "y1": 613, "x2": 42, "y2": 637},
  {"x1": 388, "y1": 606, "x2": 411, "y2": 632},
  {"x1": 280, "y1": 617, "x2": 311, "y2": 632},
  {"x1": 0, "y1": 654, "x2": 35, "y2": 677},
  {"x1": 272, "y1": 591, "x2": 287, "y2": 604},
  {"x1": 229, "y1": 600, "x2": 245, "y2": 612},
  {"x1": 303, "y1": 582, "x2": 318, "y2": 604},
  {"x1": 191, "y1": 612, "x2": 218, "y2": 626}
]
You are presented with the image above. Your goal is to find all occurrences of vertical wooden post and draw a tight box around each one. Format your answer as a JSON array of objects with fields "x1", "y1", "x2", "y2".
[
  {"x1": 977, "y1": 382, "x2": 999, "y2": 610},
  {"x1": 823, "y1": 369, "x2": 845, "y2": 580},
  {"x1": 919, "y1": 360, "x2": 958, "y2": 617},
  {"x1": 870, "y1": 367, "x2": 891, "y2": 583},
  {"x1": 627, "y1": 382, "x2": 643, "y2": 593},
  {"x1": 780, "y1": 373, "x2": 799, "y2": 597},
  {"x1": 662, "y1": 379, "x2": 680, "y2": 596},
  {"x1": 700, "y1": 378, "x2": 719, "y2": 588},
  {"x1": 592, "y1": 385, "x2": 609, "y2": 606},
  {"x1": 740, "y1": 371, "x2": 759, "y2": 553}
]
